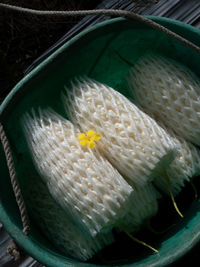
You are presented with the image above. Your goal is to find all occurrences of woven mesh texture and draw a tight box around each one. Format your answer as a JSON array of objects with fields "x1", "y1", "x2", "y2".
[
  {"x1": 63, "y1": 78, "x2": 177, "y2": 187},
  {"x1": 128, "y1": 53, "x2": 200, "y2": 146},
  {"x1": 154, "y1": 123, "x2": 200, "y2": 195},
  {"x1": 120, "y1": 183, "x2": 160, "y2": 233},
  {"x1": 25, "y1": 179, "x2": 114, "y2": 261},
  {"x1": 22, "y1": 109, "x2": 133, "y2": 237}
]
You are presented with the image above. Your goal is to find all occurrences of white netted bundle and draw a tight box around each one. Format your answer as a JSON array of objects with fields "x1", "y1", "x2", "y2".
[
  {"x1": 63, "y1": 78, "x2": 177, "y2": 187},
  {"x1": 25, "y1": 179, "x2": 114, "y2": 261},
  {"x1": 22, "y1": 108, "x2": 133, "y2": 237},
  {"x1": 128, "y1": 53, "x2": 200, "y2": 146},
  {"x1": 154, "y1": 124, "x2": 200, "y2": 195},
  {"x1": 119, "y1": 183, "x2": 160, "y2": 233}
]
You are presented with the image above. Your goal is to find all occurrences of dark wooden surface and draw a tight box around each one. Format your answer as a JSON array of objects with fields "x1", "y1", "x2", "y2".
[{"x1": 1, "y1": 0, "x2": 200, "y2": 266}]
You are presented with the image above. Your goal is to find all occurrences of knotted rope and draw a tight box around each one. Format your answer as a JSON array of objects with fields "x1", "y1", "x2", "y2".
[
  {"x1": 0, "y1": 2, "x2": 200, "y2": 244},
  {"x1": 7, "y1": 240, "x2": 21, "y2": 261}
]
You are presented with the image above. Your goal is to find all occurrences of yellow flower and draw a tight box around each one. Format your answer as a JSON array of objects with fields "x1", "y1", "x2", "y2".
[{"x1": 78, "y1": 130, "x2": 100, "y2": 149}]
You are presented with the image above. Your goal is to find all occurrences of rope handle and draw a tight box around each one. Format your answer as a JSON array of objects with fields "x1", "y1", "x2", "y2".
[
  {"x1": 0, "y1": 3, "x2": 200, "y2": 237},
  {"x1": 0, "y1": 122, "x2": 30, "y2": 235},
  {"x1": 0, "y1": 3, "x2": 200, "y2": 53}
]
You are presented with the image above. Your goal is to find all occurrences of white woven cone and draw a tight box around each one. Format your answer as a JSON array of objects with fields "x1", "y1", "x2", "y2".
[
  {"x1": 63, "y1": 78, "x2": 177, "y2": 187},
  {"x1": 128, "y1": 53, "x2": 200, "y2": 146},
  {"x1": 25, "y1": 178, "x2": 114, "y2": 261},
  {"x1": 119, "y1": 183, "x2": 160, "y2": 233},
  {"x1": 154, "y1": 123, "x2": 200, "y2": 195},
  {"x1": 22, "y1": 109, "x2": 133, "y2": 237}
]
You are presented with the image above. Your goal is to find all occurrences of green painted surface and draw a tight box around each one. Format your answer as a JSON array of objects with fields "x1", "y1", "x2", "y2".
[{"x1": 0, "y1": 16, "x2": 200, "y2": 266}]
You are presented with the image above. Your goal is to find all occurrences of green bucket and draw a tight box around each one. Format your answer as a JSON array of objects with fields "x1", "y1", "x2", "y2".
[{"x1": 0, "y1": 16, "x2": 200, "y2": 267}]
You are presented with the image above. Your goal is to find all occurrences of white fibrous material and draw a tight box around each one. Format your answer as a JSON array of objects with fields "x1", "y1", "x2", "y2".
[
  {"x1": 128, "y1": 53, "x2": 200, "y2": 146},
  {"x1": 22, "y1": 109, "x2": 133, "y2": 237},
  {"x1": 63, "y1": 78, "x2": 177, "y2": 187},
  {"x1": 154, "y1": 125, "x2": 200, "y2": 195},
  {"x1": 26, "y1": 179, "x2": 114, "y2": 261},
  {"x1": 119, "y1": 183, "x2": 160, "y2": 233}
]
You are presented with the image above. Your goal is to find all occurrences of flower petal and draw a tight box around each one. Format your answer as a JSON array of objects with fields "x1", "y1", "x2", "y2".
[
  {"x1": 80, "y1": 140, "x2": 88, "y2": 146},
  {"x1": 94, "y1": 133, "x2": 100, "y2": 141},
  {"x1": 86, "y1": 130, "x2": 95, "y2": 138},
  {"x1": 78, "y1": 133, "x2": 86, "y2": 140},
  {"x1": 88, "y1": 140, "x2": 95, "y2": 149}
]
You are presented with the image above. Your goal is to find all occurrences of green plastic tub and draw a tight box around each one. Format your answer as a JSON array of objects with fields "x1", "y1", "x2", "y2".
[{"x1": 0, "y1": 16, "x2": 200, "y2": 267}]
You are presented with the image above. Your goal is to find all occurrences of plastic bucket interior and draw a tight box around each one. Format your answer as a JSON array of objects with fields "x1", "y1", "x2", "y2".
[{"x1": 0, "y1": 16, "x2": 200, "y2": 267}]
